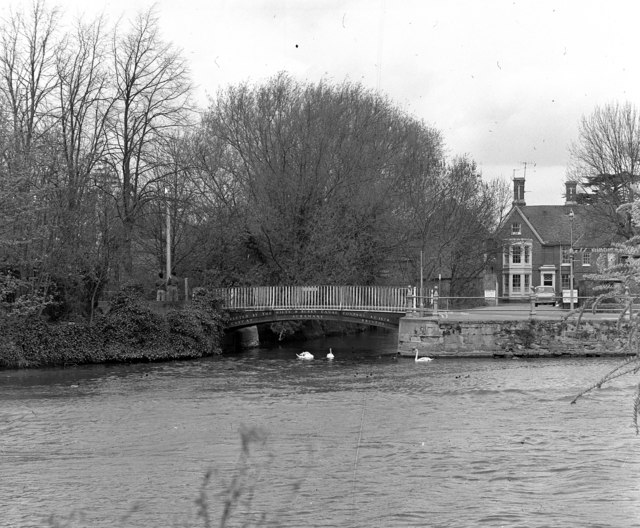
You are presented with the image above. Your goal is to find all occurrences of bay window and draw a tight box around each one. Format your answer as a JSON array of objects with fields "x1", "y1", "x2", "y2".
[
  {"x1": 512, "y1": 246, "x2": 522, "y2": 264},
  {"x1": 503, "y1": 240, "x2": 533, "y2": 298},
  {"x1": 512, "y1": 274, "x2": 521, "y2": 293}
]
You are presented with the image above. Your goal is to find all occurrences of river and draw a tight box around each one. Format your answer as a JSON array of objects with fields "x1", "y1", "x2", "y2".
[{"x1": 1, "y1": 330, "x2": 640, "y2": 527}]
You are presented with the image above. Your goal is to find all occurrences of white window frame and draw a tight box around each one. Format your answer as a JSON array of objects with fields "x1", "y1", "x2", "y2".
[
  {"x1": 511, "y1": 222, "x2": 521, "y2": 235},
  {"x1": 582, "y1": 250, "x2": 591, "y2": 266},
  {"x1": 512, "y1": 274, "x2": 521, "y2": 293},
  {"x1": 512, "y1": 245, "x2": 522, "y2": 264},
  {"x1": 542, "y1": 272, "x2": 555, "y2": 287}
]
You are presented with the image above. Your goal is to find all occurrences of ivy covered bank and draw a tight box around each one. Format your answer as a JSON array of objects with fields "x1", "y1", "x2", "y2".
[{"x1": 0, "y1": 286, "x2": 227, "y2": 369}]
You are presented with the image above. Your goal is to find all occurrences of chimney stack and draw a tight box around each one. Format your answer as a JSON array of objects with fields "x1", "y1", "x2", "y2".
[
  {"x1": 565, "y1": 181, "x2": 577, "y2": 205},
  {"x1": 513, "y1": 176, "x2": 525, "y2": 206}
]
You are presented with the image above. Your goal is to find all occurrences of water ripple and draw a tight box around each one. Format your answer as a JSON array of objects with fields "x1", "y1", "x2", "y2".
[{"x1": 2, "y1": 335, "x2": 640, "y2": 527}]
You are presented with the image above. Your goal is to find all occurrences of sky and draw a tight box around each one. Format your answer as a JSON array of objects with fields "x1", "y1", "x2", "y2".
[{"x1": 3, "y1": 0, "x2": 639, "y2": 205}]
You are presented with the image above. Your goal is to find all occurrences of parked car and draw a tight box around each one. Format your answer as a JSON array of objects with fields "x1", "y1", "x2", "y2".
[{"x1": 533, "y1": 286, "x2": 556, "y2": 306}]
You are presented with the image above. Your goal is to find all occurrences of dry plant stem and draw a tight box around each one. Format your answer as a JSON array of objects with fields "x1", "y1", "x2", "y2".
[
  {"x1": 196, "y1": 469, "x2": 213, "y2": 528},
  {"x1": 352, "y1": 393, "x2": 367, "y2": 515},
  {"x1": 572, "y1": 353, "x2": 640, "y2": 434},
  {"x1": 218, "y1": 426, "x2": 268, "y2": 528},
  {"x1": 572, "y1": 356, "x2": 639, "y2": 403},
  {"x1": 634, "y1": 382, "x2": 640, "y2": 434}
]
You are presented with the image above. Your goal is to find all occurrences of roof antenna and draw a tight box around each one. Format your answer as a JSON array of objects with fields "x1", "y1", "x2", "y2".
[{"x1": 521, "y1": 161, "x2": 536, "y2": 179}]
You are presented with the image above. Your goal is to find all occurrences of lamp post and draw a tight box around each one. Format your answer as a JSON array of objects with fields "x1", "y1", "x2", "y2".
[{"x1": 569, "y1": 209, "x2": 574, "y2": 310}]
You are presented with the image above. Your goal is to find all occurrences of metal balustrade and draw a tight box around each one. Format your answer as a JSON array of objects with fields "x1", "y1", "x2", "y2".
[{"x1": 212, "y1": 285, "x2": 410, "y2": 313}]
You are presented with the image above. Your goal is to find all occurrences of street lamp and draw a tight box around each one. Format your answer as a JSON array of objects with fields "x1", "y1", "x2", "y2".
[{"x1": 569, "y1": 209, "x2": 574, "y2": 310}]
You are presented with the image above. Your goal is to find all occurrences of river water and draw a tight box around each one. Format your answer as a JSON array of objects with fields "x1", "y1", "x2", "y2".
[{"x1": 2, "y1": 330, "x2": 640, "y2": 528}]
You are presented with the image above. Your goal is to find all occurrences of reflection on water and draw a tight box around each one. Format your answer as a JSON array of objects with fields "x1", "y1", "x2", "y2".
[{"x1": 1, "y1": 331, "x2": 640, "y2": 527}]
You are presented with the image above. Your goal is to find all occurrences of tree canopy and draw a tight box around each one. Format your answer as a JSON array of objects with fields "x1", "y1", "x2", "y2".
[
  {"x1": 0, "y1": 2, "x2": 508, "y2": 320},
  {"x1": 188, "y1": 73, "x2": 506, "y2": 295}
]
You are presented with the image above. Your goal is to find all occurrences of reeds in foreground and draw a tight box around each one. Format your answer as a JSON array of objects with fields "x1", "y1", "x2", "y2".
[{"x1": 46, "y1": 425, "x2": 303, "y2": 527}]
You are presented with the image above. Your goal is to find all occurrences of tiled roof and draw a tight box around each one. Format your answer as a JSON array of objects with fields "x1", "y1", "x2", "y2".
[{"x1": 516, "y1": 205, "x2": 619, "y2": 247}]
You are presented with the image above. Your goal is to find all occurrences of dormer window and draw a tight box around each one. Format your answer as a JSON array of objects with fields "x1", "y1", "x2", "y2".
[{"x1": 511, "y1": 222, "x2": 521, "y2": 235}]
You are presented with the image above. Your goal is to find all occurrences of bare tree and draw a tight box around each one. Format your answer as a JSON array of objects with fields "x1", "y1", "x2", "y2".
[
  {"x1": 45, "y1": 15, "x2": 117, "y2": 315},
  {"x1": 0, "y1": 0, "x2": 60, "y2": 288},
  {"x1": 54, "y1": 14, "x2": 111, "y2": 216},
  {"x1": 568, "y1": 101, "x2": 640, "y2": 239},
  {"x1": 0, "y1": 0, "x2": 59, "y2": 156},
  {"x1": 106, "y1": 6, "x2": 192, "y2": 276},
  {"x1": 436, "y1": 157, "x2": 506, "y2": 297}
]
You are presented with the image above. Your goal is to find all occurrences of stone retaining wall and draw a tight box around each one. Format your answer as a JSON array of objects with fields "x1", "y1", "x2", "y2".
[{"x1": 398, "y1": 316, "x2": 634, "y2": 358}]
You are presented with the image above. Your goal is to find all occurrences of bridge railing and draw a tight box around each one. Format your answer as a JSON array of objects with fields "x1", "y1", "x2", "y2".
[{"x1": 213, "y1": 285, "x2": 410, "y2": 313}]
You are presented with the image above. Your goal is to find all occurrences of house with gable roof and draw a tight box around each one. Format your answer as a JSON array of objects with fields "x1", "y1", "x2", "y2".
[{"x1": 493, "y1": 177, "x2": 620, "y2": 302}]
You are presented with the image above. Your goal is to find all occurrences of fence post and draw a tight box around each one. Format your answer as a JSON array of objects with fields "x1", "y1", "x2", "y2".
[
  {"x1": 433, "y1": 287, "x2": 438, "y2": 315},
  {"x1": 529, "y1": 294, "x2": 536, "y2": 318}
]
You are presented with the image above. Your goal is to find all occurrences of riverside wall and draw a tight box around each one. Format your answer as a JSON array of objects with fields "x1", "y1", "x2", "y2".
[{"x1": 398, "y1": 316, "x2": 634, "y2": 358}]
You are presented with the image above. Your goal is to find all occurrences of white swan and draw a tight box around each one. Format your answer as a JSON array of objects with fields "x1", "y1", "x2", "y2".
[
  {"x1": 297, "y1": 351, "x2": 314, "y2": 360},
  {"x1": 327, "y1": 348, "x2": 334, "y2": 360},
  {"x1": 414, "y1": 348, "x2": 433, "y2": 363}
]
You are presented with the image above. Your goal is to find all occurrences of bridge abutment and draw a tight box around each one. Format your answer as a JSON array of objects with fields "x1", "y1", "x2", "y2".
[
  {"x1": 398, "y1": 315, "x2": 636, "y2": 358},
  {"x1": 398, "y1": 316, "x2": 443, "y2": 357}
]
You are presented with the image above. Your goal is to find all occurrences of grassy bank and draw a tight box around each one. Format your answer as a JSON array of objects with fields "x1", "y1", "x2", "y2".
[{"x1": 0, "y1": 287, "x2": 228, "y2": 369}]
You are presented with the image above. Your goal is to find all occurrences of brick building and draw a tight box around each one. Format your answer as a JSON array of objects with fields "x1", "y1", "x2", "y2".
[{"x1": 492, "y1": 177, "x2": 618, "y2": 302}]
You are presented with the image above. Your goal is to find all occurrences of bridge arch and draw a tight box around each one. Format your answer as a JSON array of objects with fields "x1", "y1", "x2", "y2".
[{"x1": 226, "y1": 309, "x2": 404, "y2": 330}]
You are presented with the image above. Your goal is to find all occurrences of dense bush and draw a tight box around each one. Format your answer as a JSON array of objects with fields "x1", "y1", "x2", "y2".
[
  {"x1": 98, "y1": 299, "x2": 165, "y2": 348},
  {"x1": 167, "y1": 308, "x2": 208, "y2": 353},
  {"x1": 0, "y1": 317, "x2": 29, "y2": 368},
  {"x1": 167, "y1": 288, "x2": 228, "y2": 355},
  {"x1": 0, "y1": 316, "x2": 103, "y2": 368},
  {"x1": 0, "y1": 286, "x2": 228, "y2": 369},
  {"x1": 190, "y1": 287, "x2": 228, "y2": 337}
]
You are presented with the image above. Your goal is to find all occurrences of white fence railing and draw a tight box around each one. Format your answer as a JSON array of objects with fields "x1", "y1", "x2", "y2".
[{"x1": 213, "y1": 285, "x2": 410, "y2": 313}]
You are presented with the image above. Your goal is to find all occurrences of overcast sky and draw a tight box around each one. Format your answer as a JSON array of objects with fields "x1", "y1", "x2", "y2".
[{"x1": 4, "y1": 0, "x2": 639, "y2": 205}]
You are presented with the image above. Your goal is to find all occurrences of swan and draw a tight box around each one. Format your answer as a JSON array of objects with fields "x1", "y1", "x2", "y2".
[
  {"x1": 297, "y1": 351, "x2": 314, "y2": 360},
  {"x1": 414, "y1": 348, "x2": 433, "y2": 363},
  {"x1": 327, "y1": 348, "x2": 334, "y2": 360}
]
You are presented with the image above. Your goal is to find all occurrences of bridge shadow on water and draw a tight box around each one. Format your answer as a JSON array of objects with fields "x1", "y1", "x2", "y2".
[{"x1": 233, "y1": 330, "x2": 400, "y2": 363}]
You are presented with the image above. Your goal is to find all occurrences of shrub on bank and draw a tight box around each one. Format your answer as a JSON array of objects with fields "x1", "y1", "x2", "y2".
[
  {"x1": 0, "y1": 286, "x2": 228, "y2": 369},
  {"x1": 97, "y1": 296, "x2": 165, "y2": 348},
  {"x1": 0, "y1": 316, "x2": 104, "y2": 368}
]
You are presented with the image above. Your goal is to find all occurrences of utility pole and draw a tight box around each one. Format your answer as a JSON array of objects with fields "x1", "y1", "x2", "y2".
[
  {"x1": 420, "y1": 250, "x2": 424, "y2": 309},
  {"x1": 166, "y1": 187, "x2": 171, "y2": 285}
]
